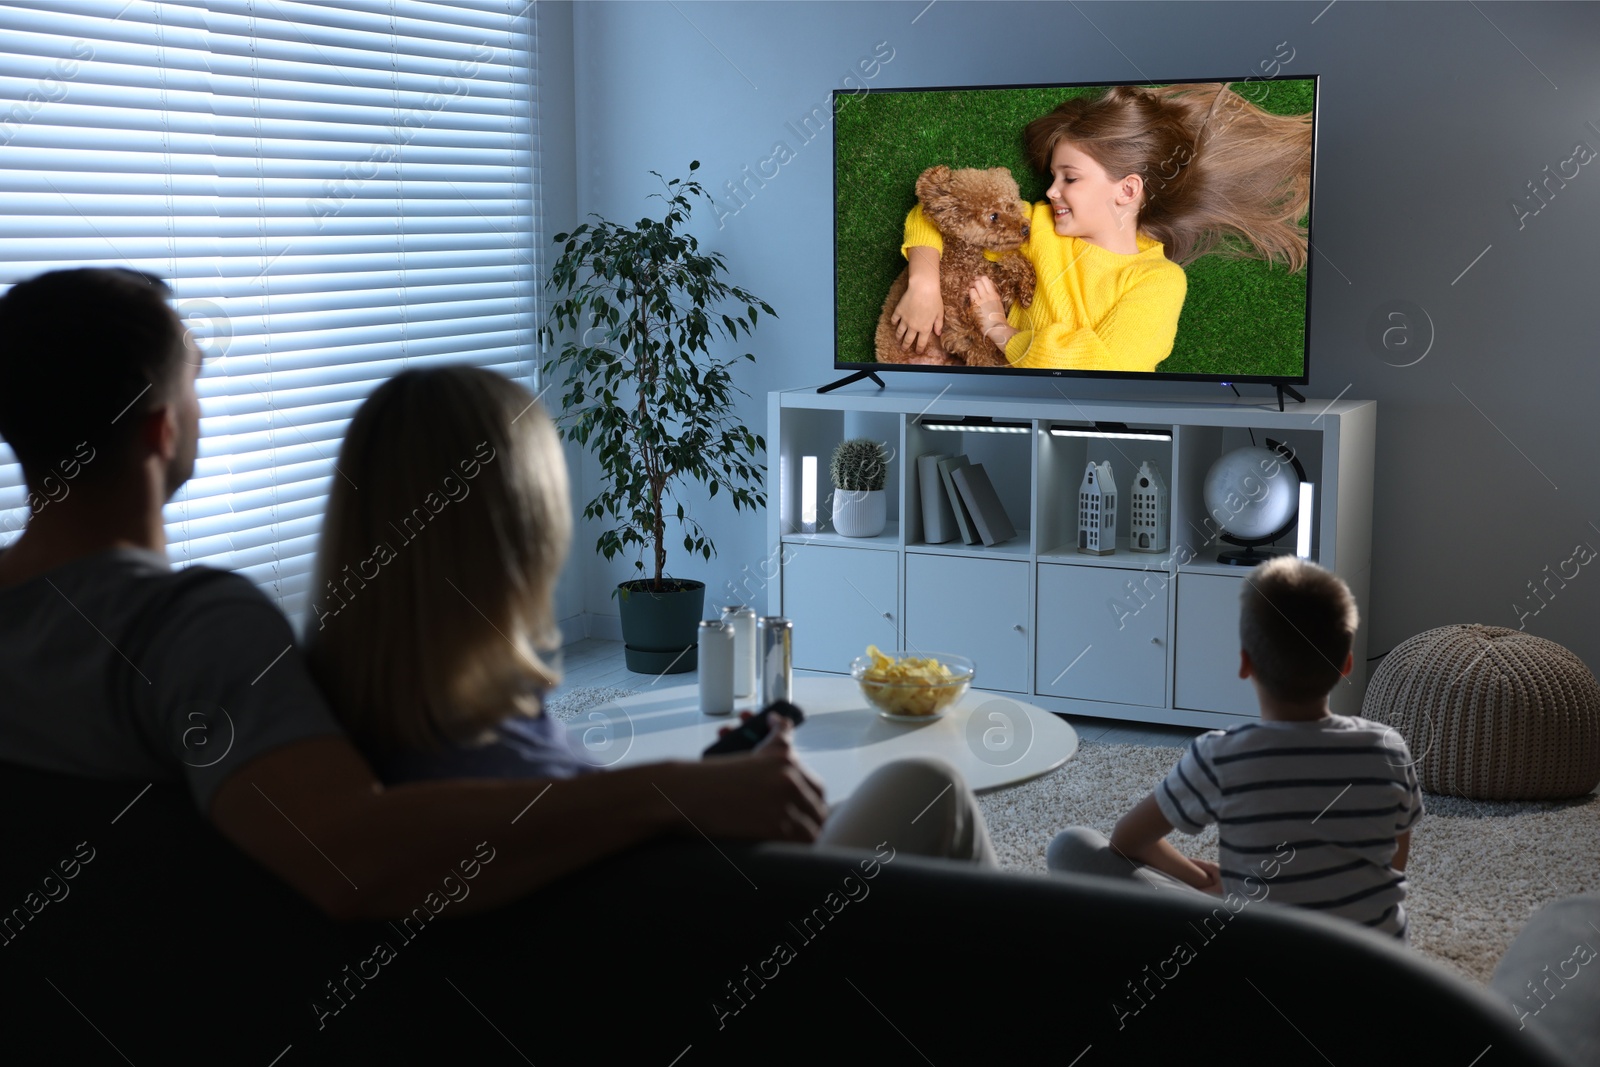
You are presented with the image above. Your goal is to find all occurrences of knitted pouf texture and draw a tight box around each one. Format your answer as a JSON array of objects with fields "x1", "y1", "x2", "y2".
[{"x1": 1363, "y1": 624, "x2": 1600, "y2": 800}]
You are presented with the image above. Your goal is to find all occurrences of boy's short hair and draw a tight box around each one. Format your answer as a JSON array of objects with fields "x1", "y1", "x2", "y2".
[
  {"x1": 0, "y1": 267, "x2": 184, "y2": 486},
  {"x1": 1239, "y1": 556, "x2": 1359, "y2": 702}
]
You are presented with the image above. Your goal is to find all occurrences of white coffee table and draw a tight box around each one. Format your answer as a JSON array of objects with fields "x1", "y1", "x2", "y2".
[{"x1": 566, "y1": 676, "x2": 1078, "y2": 801}]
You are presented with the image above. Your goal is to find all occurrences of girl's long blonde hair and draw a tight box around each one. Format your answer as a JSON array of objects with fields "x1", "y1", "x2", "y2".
[
  {"x1": 306, "y1": 366, "x2": 571, "y2": 752},
  {"x1": 1025, "y1": 82, "x2": 1312, "y2": 271}
]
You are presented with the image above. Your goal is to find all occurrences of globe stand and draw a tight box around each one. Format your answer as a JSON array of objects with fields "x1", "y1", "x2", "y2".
[{"x1": 1216, "y1": 542, "x2": 1291, "y2": 567}]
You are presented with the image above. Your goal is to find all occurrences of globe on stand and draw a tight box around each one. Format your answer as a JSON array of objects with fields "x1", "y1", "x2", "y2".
[{"x1": 1202, "y1": 441, "x2": 1307, "y2": 566}]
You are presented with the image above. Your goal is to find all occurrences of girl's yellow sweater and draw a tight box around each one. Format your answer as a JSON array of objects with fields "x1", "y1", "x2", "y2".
[{"x1": 902, "y1": 202, "x2": 1187, "y2": 372}]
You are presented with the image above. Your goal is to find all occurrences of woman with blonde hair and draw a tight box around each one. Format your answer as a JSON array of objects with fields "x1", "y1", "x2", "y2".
[
  {"x1": 893, "y1": 81, "x2": 1312, "y2": 372},
  {"x1": 306, "y1": 365, "x2": 583, "y2": 781},
  {"x1": 307, "y1": 365, "x2": 995, "y2": 864}
]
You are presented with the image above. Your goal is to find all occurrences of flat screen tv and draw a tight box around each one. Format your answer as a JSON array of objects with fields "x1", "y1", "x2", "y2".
[{"x1": 832, "y1": 75, "x2": 1317, "y2": 388}]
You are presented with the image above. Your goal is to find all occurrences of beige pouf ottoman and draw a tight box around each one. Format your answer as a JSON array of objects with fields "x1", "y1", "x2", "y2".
[{"x1": 1363, "y1": 624, "x2": 1600, "y2": 800}]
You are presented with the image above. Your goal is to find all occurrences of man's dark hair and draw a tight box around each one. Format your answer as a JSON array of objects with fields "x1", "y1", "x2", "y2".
[{"x1": 0, "y1": 267, "x2": 184, "y2": 486}]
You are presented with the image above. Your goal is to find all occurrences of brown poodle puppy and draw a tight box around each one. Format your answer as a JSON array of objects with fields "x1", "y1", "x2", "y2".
[{"x1": 874, "y1": 165, "x2": 1035, "y2": 367}]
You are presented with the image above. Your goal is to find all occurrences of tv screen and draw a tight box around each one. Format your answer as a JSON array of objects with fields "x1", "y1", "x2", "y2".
[{"x1": 833, "y1": 75, "x2": 1317, "y2": 384}]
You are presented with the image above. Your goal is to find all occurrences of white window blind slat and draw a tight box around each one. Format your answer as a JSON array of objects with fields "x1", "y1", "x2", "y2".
[
  {"x1": 5, "y1": 206, "x2": 539, "y2": 225},
  {"x1": 0, "y1": 0, "x2": 539, "y2": 633}
]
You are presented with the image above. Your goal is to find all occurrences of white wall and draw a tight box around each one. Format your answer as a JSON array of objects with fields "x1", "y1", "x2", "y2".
[{"x1": 544, "y1": 1, "x2": 1600, "y2": 670}]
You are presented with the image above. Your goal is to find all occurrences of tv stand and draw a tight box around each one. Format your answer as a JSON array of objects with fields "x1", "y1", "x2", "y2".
[
  {"x1": 765, "y1": 387, "x2": 1375, "y2": 729},
  {"x1": 817, "y1": 368, "x2": 885, "y2": 394},
  {"x1": 1275, "y1": 383, "x2": 1306, "y2": 411}
]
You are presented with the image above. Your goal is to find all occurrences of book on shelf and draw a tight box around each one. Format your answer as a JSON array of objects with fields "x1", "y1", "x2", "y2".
[
  {"x1": 935, "y1": 455, "x2": 980, "y2": 545},
  {"x1": 951, "y1": 463, "x2": 1016, "y2": 547},
  {"x1": 916, "y1": 452, "x2": 957, "y2": 544}
]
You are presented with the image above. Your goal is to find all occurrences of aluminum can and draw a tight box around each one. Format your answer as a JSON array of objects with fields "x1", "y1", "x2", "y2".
[
  {"x1": 756, "y1": 616, "x2": 793, "y2": 706},
  {"x1": 720, "y1": 604, "x2": 758, "y2": 698},
  {"x1": 698, "y1": 620, "x2": 735, "y2": 716}
]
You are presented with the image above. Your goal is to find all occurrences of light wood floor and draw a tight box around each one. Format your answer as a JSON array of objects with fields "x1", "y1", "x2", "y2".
[{"x1": 556, "y1": 636, "x2": 1205, "y2": 749}]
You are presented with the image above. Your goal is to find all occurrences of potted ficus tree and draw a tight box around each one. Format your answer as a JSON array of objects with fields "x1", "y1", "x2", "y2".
[
  {"x1": 830, "y1": 437, "x2": 889, "y2": 537},
  {"x1": 539, "y1": 161, "x2": 775, "y2": 674}
]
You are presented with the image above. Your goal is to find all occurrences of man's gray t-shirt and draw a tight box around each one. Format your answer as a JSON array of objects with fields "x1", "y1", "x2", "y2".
[{"x1": 0, "y1": 547, "x2": 343, "y2": 811}]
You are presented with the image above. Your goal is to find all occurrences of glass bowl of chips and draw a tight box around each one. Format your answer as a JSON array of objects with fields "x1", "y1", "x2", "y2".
[{"x1": 850, "y1": 647, "x2": 975, "y2": 721}]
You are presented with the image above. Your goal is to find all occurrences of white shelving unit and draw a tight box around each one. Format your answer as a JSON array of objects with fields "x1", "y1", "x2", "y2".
[{"x1": 766, "y1": 384, "x2": 1376, "y2": 729}]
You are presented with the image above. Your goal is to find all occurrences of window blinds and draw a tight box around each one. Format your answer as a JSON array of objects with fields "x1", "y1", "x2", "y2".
[{"x1": 0, "y1": 0, "x2": 537, "y2": 633}]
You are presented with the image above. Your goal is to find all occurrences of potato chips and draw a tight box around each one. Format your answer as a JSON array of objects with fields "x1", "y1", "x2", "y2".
[{"x1": 858, "y1": 646, "x2": 966, "y2": 717}]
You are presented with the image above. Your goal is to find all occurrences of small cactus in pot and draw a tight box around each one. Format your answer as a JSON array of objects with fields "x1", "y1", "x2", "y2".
[
  {"x1": 830, "y1": 438, "x2": 889, "y2": 491},
  {"x1": 830, "y1": 438, "x2": 889, "y2": 537}
]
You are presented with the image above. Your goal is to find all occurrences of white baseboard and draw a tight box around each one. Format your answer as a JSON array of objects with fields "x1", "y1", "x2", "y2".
[{"x1": 561, "y1": 611, "x2": 621, "y2": 644}]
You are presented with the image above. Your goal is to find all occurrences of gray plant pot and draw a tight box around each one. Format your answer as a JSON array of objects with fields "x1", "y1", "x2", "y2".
[{"x1": 619, "y1": 578, "x2": 705, "y2": 674}]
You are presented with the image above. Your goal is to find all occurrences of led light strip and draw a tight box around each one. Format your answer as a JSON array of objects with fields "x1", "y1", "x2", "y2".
[
  {"x1": 918, "y1": 418, "x2": 1031, "y2": 434},
  {"x1": 1296, "y1": 481, "x2": 1315, "y2": 559},
  {"x1": 1048, "y1": 426, "x2": 1173, "y2": 441}
]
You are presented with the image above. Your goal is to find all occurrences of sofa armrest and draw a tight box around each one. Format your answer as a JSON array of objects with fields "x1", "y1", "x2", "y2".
[{"x1": 1489, "y1": 894, "x2": 1600, "y2": 1066}]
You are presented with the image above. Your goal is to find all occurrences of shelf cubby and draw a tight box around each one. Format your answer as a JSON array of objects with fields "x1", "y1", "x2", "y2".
[
  {"x1": 902, "y1": 418, "x2": 1032, "y2": 553},
  {"x1": 773, "y1": 406, "x2": 900, "y2": 538}
]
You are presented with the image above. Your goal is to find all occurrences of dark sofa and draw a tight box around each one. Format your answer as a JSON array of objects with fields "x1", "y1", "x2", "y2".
[{"x1": 1, "y1": 760, "x2": 1588, "y2": 1066}]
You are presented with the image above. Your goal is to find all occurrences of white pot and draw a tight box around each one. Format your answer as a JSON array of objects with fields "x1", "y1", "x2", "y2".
[{"x1": 832, "y1": 488, "x2": 886, "y2": 537}]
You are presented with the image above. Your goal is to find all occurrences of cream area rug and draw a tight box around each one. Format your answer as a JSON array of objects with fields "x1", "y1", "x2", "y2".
[
  {"x1": 972, "y1": 741, "x2": 1600, "y2": 987},
  {"x1": 543, "y1": 687, "x2": 1600, "y2": 986}
]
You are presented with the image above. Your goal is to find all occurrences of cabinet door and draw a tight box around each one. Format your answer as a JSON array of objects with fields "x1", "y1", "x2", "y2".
[
  {"x1": 782, "y1": 545, "x2": 899, "y2": 673},
  {"x1": 1174, "y1": 573, "x2": 1257, "y2": 717},
  {"x1": 1035, "y1": 564, "x2": 1168, "y2": 708},
  {"x1": 905, "y1": 554, "x2": 1030, "y2": 693}
]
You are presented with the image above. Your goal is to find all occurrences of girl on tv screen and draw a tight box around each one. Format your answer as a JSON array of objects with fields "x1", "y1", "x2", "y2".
[{"x1": 886, "y1": 82, "x2": 1311, "y2": 374}]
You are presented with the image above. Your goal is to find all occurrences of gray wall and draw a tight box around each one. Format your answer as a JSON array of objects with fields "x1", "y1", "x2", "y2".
[
  {"x1": 541, "y1": 1, "x2": 1600, "y2": 671},
  {"x1": 536, "y1": 0, "x2": 587, "y2": 632}
]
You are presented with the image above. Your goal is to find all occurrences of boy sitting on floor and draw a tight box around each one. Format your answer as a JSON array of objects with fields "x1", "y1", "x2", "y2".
[{"x1": 1048, "y1": 556, "x2": 1424, "y2": 941}]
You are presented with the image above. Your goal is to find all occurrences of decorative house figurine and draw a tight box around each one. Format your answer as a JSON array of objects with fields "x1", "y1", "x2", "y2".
[
  {"x1": 1129, "y1": 460, "x2": 1169, "y2": 553},
  {"x1": 1077, "y1": 461, "x2": 1117, "y2": 555}
]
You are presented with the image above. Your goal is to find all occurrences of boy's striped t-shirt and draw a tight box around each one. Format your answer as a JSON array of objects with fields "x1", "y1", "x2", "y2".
[{"x1": 1154, "y1": 715, "x2": 1424, "y2": 940}]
